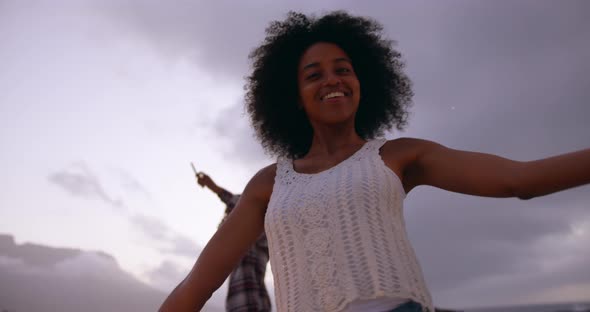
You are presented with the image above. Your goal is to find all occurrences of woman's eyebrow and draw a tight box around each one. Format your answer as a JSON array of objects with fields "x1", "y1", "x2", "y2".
[
  {"x1": 302, "y1": 58, "x2": 352, "y2": 71},
  {"x1": 334, "y1": 57, "x2": 352, "y2": 64},
  {"x1": 302, "y1": 62, "x2": 319, "y2": 71}
]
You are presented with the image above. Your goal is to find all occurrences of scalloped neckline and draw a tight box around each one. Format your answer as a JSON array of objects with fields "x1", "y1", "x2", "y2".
[{"x1": 289, "y1": 140, "x2": 373, "y2": 176}]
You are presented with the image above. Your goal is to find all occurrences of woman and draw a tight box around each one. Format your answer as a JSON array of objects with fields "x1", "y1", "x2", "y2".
[{"x1": 160, "y1": 11, "x2": 590, "y2": 312}]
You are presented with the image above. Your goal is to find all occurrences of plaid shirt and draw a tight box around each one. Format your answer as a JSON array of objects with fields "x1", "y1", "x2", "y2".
[{"x1": 218, "y1": 190, "x2": 271, "y2": 312}]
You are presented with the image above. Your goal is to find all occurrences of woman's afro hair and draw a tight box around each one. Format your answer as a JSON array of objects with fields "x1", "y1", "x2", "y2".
[{"x1": 245, "y1": 11, "x2": 413, "y2": 159}]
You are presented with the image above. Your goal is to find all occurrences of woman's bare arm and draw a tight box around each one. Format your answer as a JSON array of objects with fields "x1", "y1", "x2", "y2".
[
  {"x1": 385, "y1": 138, "x2": 590, "y2": 199},
  {"x1": 159, "y1": 164, "x2": 276, "y2": 312}
]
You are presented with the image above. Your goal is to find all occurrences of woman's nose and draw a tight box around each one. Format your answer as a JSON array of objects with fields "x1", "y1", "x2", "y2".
[{"x1": 322, "y1": 73, "x2": 342, "y2": 86}]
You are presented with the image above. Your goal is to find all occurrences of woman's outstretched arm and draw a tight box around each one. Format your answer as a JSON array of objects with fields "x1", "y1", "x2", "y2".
[
  {"x1": 387, "y1": 138, "x2": 590, "y2": 199},
  {"x1": 159, "y1": 164, "x2": 276, "y2": 312}
]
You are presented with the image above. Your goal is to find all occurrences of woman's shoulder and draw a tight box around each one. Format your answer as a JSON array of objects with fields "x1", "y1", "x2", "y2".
[
  {"x1": 381, "y1": 137, "x2": 439, "y2": 154},
  {"x1": 253, "y1": 163, "x2": 278, "y2": 183},
  {"x1": 380, "y1": 137, "x2": 440, "y2": 193},
  {"x1": 380, "y1": 137, "x2": 439, "y2": 172},
  {"x1": 243, "y1": 163, "x2": 277, "y2": 202}
]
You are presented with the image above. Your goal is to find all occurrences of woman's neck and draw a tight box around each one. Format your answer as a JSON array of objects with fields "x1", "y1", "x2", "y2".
[{"x1": 306, "y1": 125, "x2": 365, "y2": 157}]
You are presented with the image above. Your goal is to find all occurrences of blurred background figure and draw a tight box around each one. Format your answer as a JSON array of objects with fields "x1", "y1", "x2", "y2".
[{"x1": 196, "y1": 171, "x2": 272, "y2": 312}]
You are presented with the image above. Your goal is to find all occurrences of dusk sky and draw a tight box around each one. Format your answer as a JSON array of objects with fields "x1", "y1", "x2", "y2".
[{"x1": 1, "y1": 1, "x2": 589, "y2": 310}]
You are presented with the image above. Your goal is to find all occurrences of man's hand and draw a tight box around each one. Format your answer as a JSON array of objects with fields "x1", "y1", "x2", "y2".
[
  {"x1": 196, "y1": 172, "x2": 217, "y2": 189},
  {"x1": 195, "y1": 171, "x2": 228, "y2": 196}
]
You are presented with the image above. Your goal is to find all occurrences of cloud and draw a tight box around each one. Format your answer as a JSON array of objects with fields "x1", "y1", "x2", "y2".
[
  {"x1": 131, "y1": 214, "x2": 201, "y2": 259},
  {"x1": 165, "y1": 234, "x2": 201, "y2": 259},
  {"x1": 131, "y1": 213, "x2": 170, "y2": 241},
  {"x1": 210, "y1": 100, "x2": 270, "y2": 167},
  {"x1": 47, "y1": 161, "x2": 201, "y2": 267},
  {"x1": 113, "y1": 168, "x2": 153, "y2": 198},
  {"x1": 96, "y1": 0, "x2": 331, "y2": 81},
  {"x1": 48, "y1": 162, "x2": 124, "y2": 210},
  {"x1": 0, "y1": 234, "x2": 166, "y2": 312},
  {"x1": 523, "y1": 283, "x2": 590, "y2": 305},
  {"x1": 53, "y1": 252, "x2": 122, "y2": 278},
  {"x1": 148, "y1": 260, "x2": 227, "y2": 311},
  {"x1": 145, "y1": 259, "x2": 225, "y2": 311},
  {"x1": 47, "y1": 161, "x2": 201, "y2": 262},
  {"x1": 406, "y1": 189, "x2": 590, "y2": 308},
  {"x1": 146, "y1": 260, "x2": 187, "y2": 291}
]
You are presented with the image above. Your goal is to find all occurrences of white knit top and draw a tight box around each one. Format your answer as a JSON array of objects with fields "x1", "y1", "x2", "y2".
[{"x1": 264, "y1": 139, "x2": 433, "y2": 312}]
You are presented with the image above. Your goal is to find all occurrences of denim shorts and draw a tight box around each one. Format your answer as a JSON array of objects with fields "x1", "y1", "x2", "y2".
[{"x1": 386, "y1": 301, "x2": 423, "y2": 312}]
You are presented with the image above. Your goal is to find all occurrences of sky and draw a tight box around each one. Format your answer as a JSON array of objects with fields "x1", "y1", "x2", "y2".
[{"x1": 1, "y1": 0, "x2": 589, "y2": 310}]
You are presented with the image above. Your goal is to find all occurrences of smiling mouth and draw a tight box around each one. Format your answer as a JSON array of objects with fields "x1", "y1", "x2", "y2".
[{"x1": 321, "y1": 91, "x2": 347, "y2": 101}]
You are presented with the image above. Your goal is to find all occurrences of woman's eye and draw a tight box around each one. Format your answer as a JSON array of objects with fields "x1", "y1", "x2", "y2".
[
  {"x1": 337, "y1": 68, "x2": 351, "y2": 73},
  {"x1": 306, "y1": 73, "x2": 320, "y2": 80}
]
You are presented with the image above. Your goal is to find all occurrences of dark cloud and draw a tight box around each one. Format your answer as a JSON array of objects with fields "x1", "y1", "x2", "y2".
[
  {"x1": 405, "y1": 188, "x2": 590, "y2": 307},
  {"x1": 48, "y1": 162, "x2": 124, "y2": 210},
  {"x1": 398, "y1": 2, "x2": 590, "y2": 147},
  {"x1": 396, "y1": 4, "x2": 590, "y2": 299},
  {"x1": 97, "y1": 0, "x2": 296, "y2": 81},
  {"x1": 0, "y1": 233, "x2": 166, "y2": 312},
  {"x1": 0, "y1": 233, "x2": 81, "y2": 268},
  {"x1": 123, "y1": 1, "x2": 590, "y2": 168}
]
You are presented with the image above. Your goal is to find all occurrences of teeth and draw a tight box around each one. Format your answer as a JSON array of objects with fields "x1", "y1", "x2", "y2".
[{"x1": 323, "y1": 92, "x2": 345, "y2": 100}]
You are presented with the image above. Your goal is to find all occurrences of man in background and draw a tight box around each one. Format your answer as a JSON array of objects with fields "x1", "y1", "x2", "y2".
[{"x1": 196, "y1": 172, "x2": 271, "y2": 312}]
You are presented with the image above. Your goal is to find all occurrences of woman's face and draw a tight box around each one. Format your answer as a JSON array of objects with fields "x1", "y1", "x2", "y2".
[{"x1": 297, "y1": 42, "x2": 361, "y2": 126}]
